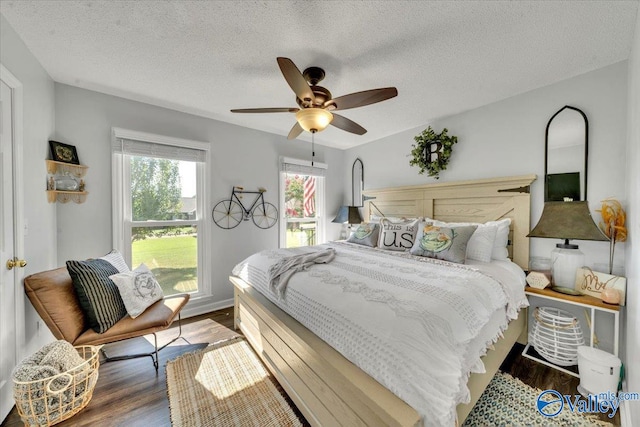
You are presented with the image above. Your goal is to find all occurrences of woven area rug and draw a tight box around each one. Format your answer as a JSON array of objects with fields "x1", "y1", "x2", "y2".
[
  {"x1": 166, "y1": 336, "x2": 305, "y2": 427},
  {"x1": 464, "y1": 372, "x2": 615, "y2": 426}
]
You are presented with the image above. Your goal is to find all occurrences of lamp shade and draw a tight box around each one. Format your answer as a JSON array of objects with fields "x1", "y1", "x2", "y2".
[
  {"x1": 332, "y1": 206, "x2": 363, "y2": 224},
  {"x1": 296, "y1": 108, "x2": 333, "y2": 133},
  {"x1": 528, "y1": 201, "x2": 608, "y2": 243},
  {"x1": 529, "y1": 201, "x2": 608, "y2": 287}
]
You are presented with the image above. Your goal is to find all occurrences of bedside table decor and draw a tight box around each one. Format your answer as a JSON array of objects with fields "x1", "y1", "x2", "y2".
[
  {"x1": 551, "y1": 286, "x2": 582, "y2": 296},
  {"x1": 530, "y1": 306, "x2": 585, "y2": 366},
  {"x1": 597, "y1": 197, "x2": 627, "y2": 274},
  {"x1": 527, "y1": 201, "x2": 608, "y2": 287},
  {"x1": 575, "y1": 267, "x2": 627, "y2": 305},
  {"x1": 525, "y1": 271, "x2": 550, "y2": 289}
]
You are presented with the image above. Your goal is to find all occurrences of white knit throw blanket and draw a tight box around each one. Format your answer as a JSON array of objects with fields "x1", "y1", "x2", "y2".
[{"x1": 268, "y1": 247, "x2": 336, "y2": 298}]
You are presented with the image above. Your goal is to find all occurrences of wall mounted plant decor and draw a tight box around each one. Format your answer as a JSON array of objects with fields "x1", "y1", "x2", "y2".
[{"x1": 409, "y1": 126, "x2": 457, "y2": 179}]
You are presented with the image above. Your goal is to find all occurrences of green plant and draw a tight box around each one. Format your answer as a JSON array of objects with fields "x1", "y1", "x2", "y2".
[{"x1": 409, "y1": 126, "x2": 458, "y2": 179}]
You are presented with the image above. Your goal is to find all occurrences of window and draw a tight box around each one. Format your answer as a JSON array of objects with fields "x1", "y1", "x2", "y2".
[
  {"x1": 279, "y1": 157, "x2": 327, "y2": 248},
  {"x1": 112, "y1": 129, "x2": 209, "y2": 298}
]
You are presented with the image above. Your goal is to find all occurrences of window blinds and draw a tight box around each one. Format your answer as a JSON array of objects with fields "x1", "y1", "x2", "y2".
[
  {"x1": 113, "y1": 137, "x2": 207, "y2": 163},
  {"x1": 280, "y1": 157, "x2": 328, "y2": 177}
]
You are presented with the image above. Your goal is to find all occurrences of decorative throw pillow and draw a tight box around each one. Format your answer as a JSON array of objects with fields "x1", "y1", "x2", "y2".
[
  {"x1": 99, "y1": 249, "x2": 130, "y2": 273},
  {"x1": 378, "y1": 219, "x2": 419, "y2": 251},
  {"x1": 110, "y1": 264, "x2": 164, "y2": 318},
  {"x1": 431, "y1": 219, "x2": 498, "y2": 263},
  {"x1": 347, "y1": 223, "x2": 380, "y2": 247},
  {"x1": 66, "y1": 258, "x2": 128, "y2": 333},
  {"x1": 410, "y1": 223, "x2": 478, "y2": 264}
]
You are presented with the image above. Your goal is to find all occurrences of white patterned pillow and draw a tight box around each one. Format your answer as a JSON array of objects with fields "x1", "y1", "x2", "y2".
[
  {"x1": 378, "y1": 219, "x2": 419, "y2": 251},
  {"x1": 109, "y1": 264, "x2": 164, "y2": 318},
  {"x1": 410, "y1": 223, "x2": 478, "y2": 264},
  {"x1": 430, "y1": 219, "x2": 497, "y2": 263}
]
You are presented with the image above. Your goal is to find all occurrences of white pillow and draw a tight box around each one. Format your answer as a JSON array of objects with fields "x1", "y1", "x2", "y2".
[
  {"x1": 378, "y1": 219, "x2": 419, "y2": 251},
  {"x1": 100, "y1": 249, "x2": 130, "y2": 273},
  {"x1": 431, "y1": 220, "x2": 496, "y2": 262},
  {"x1": 486, "y1": 218, "x2": 511, "y2": 260},
  {"x1": 109, "y1": 264, "x2": 163, "y2": 318}
]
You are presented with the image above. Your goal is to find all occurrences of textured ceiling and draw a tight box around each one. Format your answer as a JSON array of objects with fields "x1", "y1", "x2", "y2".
[{"x1": 1, "y1": 1, "x2": 638, "y2": 149}]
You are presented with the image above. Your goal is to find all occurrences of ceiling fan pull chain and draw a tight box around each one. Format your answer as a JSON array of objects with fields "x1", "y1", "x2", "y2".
[{"x1": 311, "y1": 131, "x2": 315, "y2": 166}]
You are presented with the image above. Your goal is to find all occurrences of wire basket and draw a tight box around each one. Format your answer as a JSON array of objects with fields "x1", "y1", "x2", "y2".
[
  {"x1": 531, "y1": 307, "x2": 585, "y2": 366},
  {"x1": 12, "y1": 345, "x2": 101, "y2": 426}
]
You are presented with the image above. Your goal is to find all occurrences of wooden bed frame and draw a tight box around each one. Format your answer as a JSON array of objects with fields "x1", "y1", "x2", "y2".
[{"x1": 231, "y1": 174, "x2": 536, "y2": 426}]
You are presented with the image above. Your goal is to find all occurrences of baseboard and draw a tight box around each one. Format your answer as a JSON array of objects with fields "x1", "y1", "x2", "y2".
[
  {"x1": 620, "y1": 380, "x2": 633, "y2": 427},
  {"x1": 181, "y1": 296, "x2": 234, "y2": 319}
]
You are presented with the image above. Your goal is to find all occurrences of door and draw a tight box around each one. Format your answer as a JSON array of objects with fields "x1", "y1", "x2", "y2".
[{"x1": 0, "y1": 72, "x2": 23, "y2": 422}]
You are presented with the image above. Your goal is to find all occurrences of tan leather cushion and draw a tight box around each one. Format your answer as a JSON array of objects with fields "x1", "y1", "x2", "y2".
[
  {"x1": 24, "y1": 267, "x2": 86, "y2": 343},
  {"x1": 73, "y1": 294, "x2": 190, "y2": 346}
]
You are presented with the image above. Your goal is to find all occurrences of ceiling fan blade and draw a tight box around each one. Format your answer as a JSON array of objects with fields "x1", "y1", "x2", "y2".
[
  {"x1": 328, "y1": 87, "x2": 398, "y2": 111},
  {"x1": 231, "y1": 107, "x2": 299, "y2": 113},
  {"x1": 330, "y1": 114, "x2": 367, "y2": 135},
  {"x1": 277, "y1": 57, "x2": 315, "y2": 104},
  {"x1": 287, "y1": 122, "x2": 304, "y2": 140}
]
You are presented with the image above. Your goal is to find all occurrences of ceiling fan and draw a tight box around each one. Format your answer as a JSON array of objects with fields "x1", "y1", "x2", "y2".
[{"x1": 231, "y1": 57, "x2": 398, "y2": 140}]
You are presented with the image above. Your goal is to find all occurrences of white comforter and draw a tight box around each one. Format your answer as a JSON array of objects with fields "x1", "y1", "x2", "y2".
[{"x1": 232, "y1": 241, "x2": 528, "y2": 426}]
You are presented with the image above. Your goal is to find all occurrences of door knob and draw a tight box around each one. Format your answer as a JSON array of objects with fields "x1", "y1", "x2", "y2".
[{"x1": 6, "y1": 258, "x2": 27, "y2": 270}]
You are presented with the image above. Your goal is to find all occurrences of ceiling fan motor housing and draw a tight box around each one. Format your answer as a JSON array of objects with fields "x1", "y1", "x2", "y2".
[{"x1": 297, "y1": 85, "x2": 332, "y2": 108}]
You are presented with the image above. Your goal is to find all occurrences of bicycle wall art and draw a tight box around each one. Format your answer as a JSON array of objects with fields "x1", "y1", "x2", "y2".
[{"x1": 212, "y1": 186, "x2": 278, "y2": 229}]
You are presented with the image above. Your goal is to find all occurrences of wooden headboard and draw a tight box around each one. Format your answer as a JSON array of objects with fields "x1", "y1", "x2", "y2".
[{"x1": 362, "y1": 174, "x2": 537, "y2": 269}]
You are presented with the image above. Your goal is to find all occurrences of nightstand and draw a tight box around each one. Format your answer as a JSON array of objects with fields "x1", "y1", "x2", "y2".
[{"x1": 522, "y1": 286, "x2": 621, "y2": 377}]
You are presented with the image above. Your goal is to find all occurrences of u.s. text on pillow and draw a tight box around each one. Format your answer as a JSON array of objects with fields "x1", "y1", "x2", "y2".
[
  {"x1": 378, "y1": 218, "x2": 419, "y2": 251},
  {"x1": 110, "y1": 264, "x2": 164, "y2": 318}
]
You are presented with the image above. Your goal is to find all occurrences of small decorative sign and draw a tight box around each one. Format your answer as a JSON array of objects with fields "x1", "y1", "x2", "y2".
[{"x1": 574, "y1": 267, "x2": 626, "y2": 305}]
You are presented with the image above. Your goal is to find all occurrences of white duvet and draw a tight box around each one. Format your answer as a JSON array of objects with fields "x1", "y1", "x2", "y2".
[{"x1": 232, "y1": 241, "x2": 528, "y2": 426}]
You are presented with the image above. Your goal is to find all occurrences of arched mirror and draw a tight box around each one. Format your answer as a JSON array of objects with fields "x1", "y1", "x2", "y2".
[
  {"x1": 352, "y1": 158, "x2": 364, "y2": 206},
  {"x1": 545, "y1": 106, "x2": 588, "y2": 202}
]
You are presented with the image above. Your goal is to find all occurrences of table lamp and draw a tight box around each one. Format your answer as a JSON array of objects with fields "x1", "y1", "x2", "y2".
[
  {"x1": 332, "y1": 206, "x2": 363, "y2": 225},
  {"x1": 527, "y1": 201, "x2": 608, "y2": 288}
]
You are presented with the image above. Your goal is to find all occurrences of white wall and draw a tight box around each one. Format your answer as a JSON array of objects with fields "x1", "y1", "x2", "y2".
[
  {"x1": 0, "y1": 15, "x2": 57, "y2": 356},
  {"x1": 624, "y1": 10, "x2": 640, "y2": 424},
  {"x1": 53, "y1": 84, "x2": 345, "y2": 306},
  {"x1": 344, "y1": 61, "x2": 628, "y2": 272}
]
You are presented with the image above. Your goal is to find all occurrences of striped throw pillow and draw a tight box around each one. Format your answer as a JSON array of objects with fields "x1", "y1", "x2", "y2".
[{"x1": 66, "y1": 258, "x2": 127, "y2": 333}]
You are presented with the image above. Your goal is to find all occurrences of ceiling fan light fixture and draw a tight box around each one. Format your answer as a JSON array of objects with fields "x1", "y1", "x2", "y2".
[{"x1": 296, "y1": 108, "x2": 333, "y2": 133}]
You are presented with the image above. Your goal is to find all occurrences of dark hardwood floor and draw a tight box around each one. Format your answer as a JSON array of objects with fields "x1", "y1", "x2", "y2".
[{"x1": 2, "y1": 307, "x2": 619, "y2": 426}]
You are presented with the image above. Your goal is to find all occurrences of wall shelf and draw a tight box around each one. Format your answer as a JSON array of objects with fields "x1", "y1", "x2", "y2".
[
  {"x1": 45, "y1": 160, "x2": 88, "y2": 178},
  {"x1": 46, "y1": 160, "x2": 89, "y2": 203},
  {"x1": 47, "y1": 190, "x2": 88, "y2": 204}
]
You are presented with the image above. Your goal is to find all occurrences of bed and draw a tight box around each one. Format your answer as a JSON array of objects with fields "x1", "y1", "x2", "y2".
[{"x1": 230, "y1": 174, "x2": 536, "y2": 426}]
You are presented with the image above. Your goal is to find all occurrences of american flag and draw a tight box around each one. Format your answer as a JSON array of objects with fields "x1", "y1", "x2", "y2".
[{"x1": 303, "y1": 176, "x2": 316, "y2": 217}]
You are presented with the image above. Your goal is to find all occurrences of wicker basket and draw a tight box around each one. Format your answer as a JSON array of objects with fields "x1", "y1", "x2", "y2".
[
  {"x1": 12, "y1": 345, "x2": 101, "y2": 426},
  {"x1": 531, "y1": 307, "x2": 585, "y2": 366}
]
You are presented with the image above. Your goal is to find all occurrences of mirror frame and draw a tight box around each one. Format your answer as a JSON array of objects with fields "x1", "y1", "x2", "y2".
[
  {"x1": 544, "y1": 105, "x2": 589, "y2": 202},
  {"x1": 352, "y1": 158, "x2": 364, "y2": 207}
]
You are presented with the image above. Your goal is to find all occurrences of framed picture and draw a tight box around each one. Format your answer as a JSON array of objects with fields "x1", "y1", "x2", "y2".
[{"x1": 49, "y1": 140, "x2": 80, "y2": 164}]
